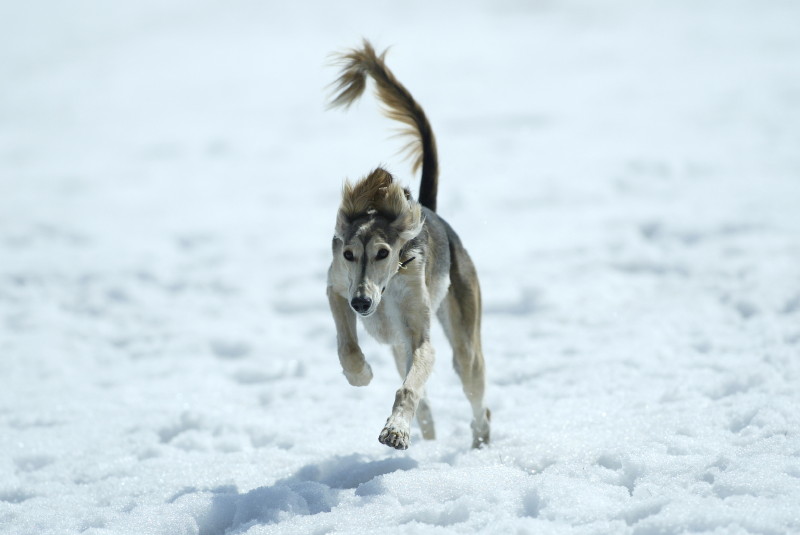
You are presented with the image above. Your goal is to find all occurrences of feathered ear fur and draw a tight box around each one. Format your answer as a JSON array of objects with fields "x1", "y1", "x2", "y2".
[{"x1": 335, "y1": 167, "x2": 423, "y2": 241}]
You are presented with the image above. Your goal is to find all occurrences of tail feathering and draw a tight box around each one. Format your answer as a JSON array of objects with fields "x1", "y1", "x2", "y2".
[{"x1": 328, "y1": 39, "x2": 439, "y2": 212}]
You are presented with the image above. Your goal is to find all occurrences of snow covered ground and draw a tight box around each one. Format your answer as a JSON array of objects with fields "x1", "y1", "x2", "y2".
[{"x1": 2, "y1": 1, "x2": 800, "y2": 533}]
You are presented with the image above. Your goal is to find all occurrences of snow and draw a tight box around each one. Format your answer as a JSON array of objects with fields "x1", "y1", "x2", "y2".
[{"x1": 2, "y1": 1, "x2": 800, "y2": 534}]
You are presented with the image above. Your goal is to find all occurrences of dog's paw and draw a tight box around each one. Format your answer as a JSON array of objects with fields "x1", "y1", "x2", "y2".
[
  {"x1": 471, "y1": 408, "x2": 491, "y2": 449},
  {"x1": 343, "y1": 361, "x2": 373, "y2": 386},
  {"x1": 379, "y1": 421, "x2": 410, "y2": 450}
]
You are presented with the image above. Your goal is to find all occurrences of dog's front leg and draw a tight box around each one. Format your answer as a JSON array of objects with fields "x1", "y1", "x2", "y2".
[
  {"x1": 379, "y1": 335, "x2": 434, "y2": 450},
  {"x1": 327, "y1": 286, "x2": 373, "y2": 386}
]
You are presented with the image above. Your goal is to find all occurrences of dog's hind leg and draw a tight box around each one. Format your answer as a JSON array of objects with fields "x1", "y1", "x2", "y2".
[
  {"x1": 415, "y1": 395, "x2": 436, "y2": 440},
  {"x1": 391, "y1": 345, "x2": 436, "y2": 440},
  {"x1": 438, "y1": 257, "x2": 491, "y2": 448}
]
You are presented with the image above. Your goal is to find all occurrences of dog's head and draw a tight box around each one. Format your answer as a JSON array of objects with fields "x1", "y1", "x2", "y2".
[{"x1": 332, "y1": 167, "x2": 423, "y2": 317}]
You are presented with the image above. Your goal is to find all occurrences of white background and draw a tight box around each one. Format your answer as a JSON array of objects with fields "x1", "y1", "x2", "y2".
[{"x1": 1, "y1": 1, "x2": 799, "y2": 533}]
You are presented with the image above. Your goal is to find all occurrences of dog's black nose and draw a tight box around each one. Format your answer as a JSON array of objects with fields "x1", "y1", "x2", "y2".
[{"x1": 350, "y1": 296, "x2": 373, "y2": 314}]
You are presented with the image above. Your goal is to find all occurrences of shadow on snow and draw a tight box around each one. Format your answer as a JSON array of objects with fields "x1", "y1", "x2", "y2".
[{"x1": 170, "y1": 454, "x2": 417, "y2": 535}]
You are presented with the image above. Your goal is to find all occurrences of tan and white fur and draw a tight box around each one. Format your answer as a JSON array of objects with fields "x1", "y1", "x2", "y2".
[{"x1": 326, "y1": 40, "x2": 490, "y2": 450}]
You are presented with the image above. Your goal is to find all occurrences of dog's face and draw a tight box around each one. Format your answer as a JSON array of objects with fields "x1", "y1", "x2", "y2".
[
  {"x1": 333, "y1": 218, "x2": 410, "y2": 316},
  {"x1": 332, "y1": 168, "x2": 423, "y2": 317}
]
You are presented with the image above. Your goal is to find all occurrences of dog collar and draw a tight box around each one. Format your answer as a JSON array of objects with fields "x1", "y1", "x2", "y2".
[{"x1": 398, "y1": 256, "x2": 416, "y2": 270}]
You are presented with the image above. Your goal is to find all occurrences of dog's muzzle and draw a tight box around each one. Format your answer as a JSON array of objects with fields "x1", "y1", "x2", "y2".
[{"x1": 350, "y1": 296, "x2": 373, "y2": 316}]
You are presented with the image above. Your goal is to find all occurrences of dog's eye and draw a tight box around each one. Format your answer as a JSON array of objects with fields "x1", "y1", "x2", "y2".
[
  {"x1": 343, "y1": 250, "x2": 355, "y2": 261},
  {"x1": 376, "y1": 248, "x2": 389, "y2": 260}
]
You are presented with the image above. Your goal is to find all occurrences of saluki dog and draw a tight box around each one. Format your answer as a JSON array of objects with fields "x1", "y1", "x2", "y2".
[{"x1": 326, "y1": 40, "x2": 490, "y2": 450}]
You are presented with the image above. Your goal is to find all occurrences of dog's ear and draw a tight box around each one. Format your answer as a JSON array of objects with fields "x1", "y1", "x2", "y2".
[
  {"x1": 336, "y1": 167, "x2": 423, "y2": 241},
  {"x1": 391, "y1": 200, "x2": 423, "y2": 241},
  {"x1": 335, "y1": 172, "x2": 384, "y2": 240},
  {"x1": 364, "y1": 169, "x2": 422, "y2": 241},
  {"x1": 339, "y1": 168, "x2": 394, "y2": 219},
  {"x1": 334, "y1": 209, "x2": 348, "y2": 241}
]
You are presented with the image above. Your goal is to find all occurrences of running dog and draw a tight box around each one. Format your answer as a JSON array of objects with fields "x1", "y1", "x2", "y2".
[{"x1": 326, "y1": 40, "x2": 490, "y2": 450}]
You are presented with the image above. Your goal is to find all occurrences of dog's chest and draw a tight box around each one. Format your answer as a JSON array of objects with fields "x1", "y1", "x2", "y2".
[
  {"x1": 361, "y1": 298, "x2": 405, "y2": 345},
  {"x1": 360, "y1": 278, "x2": 415, "y2": 345}
]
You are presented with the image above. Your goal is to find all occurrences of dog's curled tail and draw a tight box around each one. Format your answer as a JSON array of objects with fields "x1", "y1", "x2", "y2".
[{"x1": 328, "y1": 39, "x2": 439, "y2": 212}]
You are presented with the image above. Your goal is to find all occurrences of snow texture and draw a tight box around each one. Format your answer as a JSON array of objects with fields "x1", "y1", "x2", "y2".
[{"x1": 2, "y1": 1, "x2": 800, "y2": 534}]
